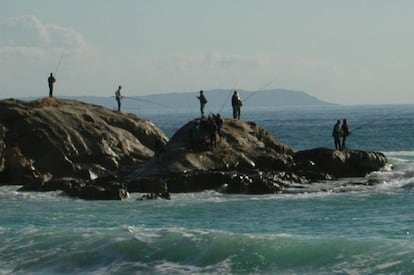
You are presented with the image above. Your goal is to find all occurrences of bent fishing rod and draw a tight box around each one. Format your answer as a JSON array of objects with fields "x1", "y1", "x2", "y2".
[
  {"x1": 54, "y1": 52, "x2": 65, "y2": 76},
  {"x1": 242, "y1": 77, "x2": 278, "y2": 102},
  {"x1": 218, "y1": 77, "x2": 239, "y2": 114},
  {"x1": 119, "y1": 96, "x2": 172, "y2": 109}
]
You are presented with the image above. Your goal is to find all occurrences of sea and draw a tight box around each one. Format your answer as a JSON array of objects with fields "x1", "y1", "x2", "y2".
[{"x1": 2, "y1": 102, "x2": 414, "y2": 274}]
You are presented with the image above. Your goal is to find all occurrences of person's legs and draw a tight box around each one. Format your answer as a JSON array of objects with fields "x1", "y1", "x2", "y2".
[{"x1": 342, "y1": 137, "x2": 346, "y2": 150}]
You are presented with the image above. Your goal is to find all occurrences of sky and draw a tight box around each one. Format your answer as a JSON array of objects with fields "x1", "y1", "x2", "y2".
[{"x1": 1, "y1": 0, "x2": 414, "y2": 105}]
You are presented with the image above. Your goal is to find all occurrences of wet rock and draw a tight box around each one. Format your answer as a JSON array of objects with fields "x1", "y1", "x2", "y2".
[
  {"x1": 294, "y1": 148, "x2": 387, "y2": 178},
  {"x1": 0, "y1": 146, "x2": 44, "y2": 185}
]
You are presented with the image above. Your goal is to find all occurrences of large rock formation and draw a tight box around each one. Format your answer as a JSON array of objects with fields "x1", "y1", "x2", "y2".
[
  {"x1": 128, "y1": 117, "x2": 388, "y2": 194},
  {"x1": 137, "y1": 118, "x2": 294, "y2": 175},
  {"x1": 0, "y1": 97, "x2": 167, "y2": 187},
  {"x1": 0, "y1": 98, "x2": 388, "y2": 198},
  {"x1": 294, "y1": 147, "x2": 388, "y2": 178}
]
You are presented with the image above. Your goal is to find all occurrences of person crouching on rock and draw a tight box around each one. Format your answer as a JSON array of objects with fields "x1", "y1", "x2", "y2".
[
  {"x1": 212, "y1": 113, "x2": 223, "y2": 141},
  {"x1": 154, "y1": 139, "x2": 166, "y2": 160},
  {"x1": 208, "y1": 115, "x2": 217, "y2": 148}
]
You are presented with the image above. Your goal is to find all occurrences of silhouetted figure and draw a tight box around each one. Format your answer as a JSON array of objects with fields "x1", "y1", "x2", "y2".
[
  {"x1": 154, "y1": 139, "x2": 166, "y2": 160},
  {"x1": 341, "y1": 119, "x2": 350, "y2": 150},
  {"x1": 197, "y1": 90, "x2": 207, "y2": 117},
  {"x1": 231, "y1": 91, "x2": 242, "y2": 119},
  {"x1": 208, "y1": 116, "x2": 217, "y2": 148},
  {"x1": 332, "y1": 120, "x2": 342, "y2": 150},
  {"x1": 191, "y1": 121, "x2": 201, "y2": 149},
  {"x1": 212, "y1": 113, "x2": 223, "y2": 141},
  {"x1": 48, "y1": 73, "x2": 56, "y2": 97},
  {"x1": 115, "y1": 85, "x2": 122, "y2": 112}
]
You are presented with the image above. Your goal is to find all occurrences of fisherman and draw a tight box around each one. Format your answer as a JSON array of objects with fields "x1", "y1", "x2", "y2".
[
  {"x1": 115, "y1": 85, "x2": 122, "y2": 112},
  {"x1": 231, "y1": 90, "x2": 242, "y2": 119},
  {"x1": 48, "y1": 73, "x2": 56, "y2": 97},
  {"x1": 154, "y1": 139, "x2": 166, "y2": 160},
  {"x1": 332, "y1": 120, "x2": 342, "y2": 150},
  {"x1": 191, "y1": 121, "x2": 201, "y2": 149},
  {"x1": 212, "y1": 113, "x2": 223, "y2": 141},
  {"x1": 196, "y1": 90, "x2": 207, "y2": 117},
  {"x1": 341, "y1": 119, "x2": 350, "y2": 150},
  {"x1": 207, "y1": 115, "x2": 217, "y2": 148}
]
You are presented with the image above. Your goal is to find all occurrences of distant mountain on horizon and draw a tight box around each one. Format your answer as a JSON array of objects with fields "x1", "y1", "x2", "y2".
[
  {"x1": 19, "y1": 89, "x2": 334, "y2": 113},
  {"x1": 137, "y1": 89, "x2": 333, "y2": 108}
]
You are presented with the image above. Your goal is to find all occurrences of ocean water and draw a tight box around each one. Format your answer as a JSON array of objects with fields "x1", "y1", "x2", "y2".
[{"x1": 2, "y1": 104, "x2": 414, "y2": 274}]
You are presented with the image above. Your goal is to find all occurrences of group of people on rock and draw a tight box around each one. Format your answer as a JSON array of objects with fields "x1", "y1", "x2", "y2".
[
  {"x1": 332, "y1": 119, "x2": 350, "y2": 150},
  {"x1": 190, "y1": 113, "x2": 223, "y2": 150},
  {"x1": 47, "y1": 73, "x2": 243, "y2": 118},
  {"x1": 49, "y1": 73, "x2": 353, "y2": 151},
  {"x1": 197, "y1": 90, "x2": 243, "y2": 120}
]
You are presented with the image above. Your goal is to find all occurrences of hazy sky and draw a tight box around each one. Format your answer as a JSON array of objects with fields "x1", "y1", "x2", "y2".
[{"x1": 1, "y1": 0, "x2": 414, "y2": 104}]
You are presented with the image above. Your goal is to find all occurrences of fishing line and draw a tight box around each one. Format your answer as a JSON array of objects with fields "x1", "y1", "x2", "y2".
[
  {"x1": 121, "y1": 96, "x2": 172, "y2": 108},
  {"x1": 242, "y1": 77, "x2": 278, "y2": 102},
  {"x1": 218, "y1": 76, "x2": 239, "y2": 114},
  {"x1": 350, "y1": 111, "x2": 404, "y2": 134},
  {"x1": 54, "y1": 52, "x2": 65, "y2": 76}
]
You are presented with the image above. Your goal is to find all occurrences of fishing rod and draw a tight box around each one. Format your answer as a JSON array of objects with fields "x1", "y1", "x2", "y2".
[
  {"x1": 54, "y1": 52, "x2": 65, "y2": 76},
  {"x1": 218, "y1": 77, "x2": 239, "y2": 114},
  {"x1": 341, "y1": 110, "x2": 402, "y2": 135},
  {"x1": 242, "y1": 77, "x2": 277, "y2": 102},
  {"x1": 121, "y1": 96, "x2": 172, "y2": 108}
]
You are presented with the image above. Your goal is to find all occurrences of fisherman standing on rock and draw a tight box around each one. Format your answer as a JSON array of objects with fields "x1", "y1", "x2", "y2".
[
  {"x1": 197, "y1": 90, "x2": 207, "y2": 117},
  {"x1": 341, "y1": 119, "x2": 350, "y2": 150},
  {"x1": 332, "y1": 120, "x2": 342, "y2": 150},
  {"x1": 231, "y1": 91, "x2": 242, "y2": 119},
  {"x1": 115, "y1": 85, "x2": 122, "y2": 112},
  {"x1": 48, "y1": 73, "x2": 56, "y2": 97}
]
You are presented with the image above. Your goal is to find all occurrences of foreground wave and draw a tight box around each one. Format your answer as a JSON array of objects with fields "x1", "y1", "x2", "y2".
[{"x1": 1, "y1": 226, "x2": 414, "y2": 274}]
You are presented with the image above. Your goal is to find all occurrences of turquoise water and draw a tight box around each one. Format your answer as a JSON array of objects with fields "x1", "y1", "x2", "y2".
[{"x1": 2, "y1": 104, "x2": 414, "y2": 274}]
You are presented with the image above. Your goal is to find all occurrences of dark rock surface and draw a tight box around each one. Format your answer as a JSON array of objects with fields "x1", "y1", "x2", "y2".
[
  {"x1": 293, "y1": 147, "x2": 388, "y2": 178},
  {"x1": 0, "y1": 97, "x2": 167, "y2": 187},
  {"x1": 125, "y1": 117, "x2": 388, "y2": 194},
  {"x1": 0, "y1": 98, "x2": 389, "y2": 199},
  {"x1": 137, "y1": 118, "x2": 294, "y2": 175}
]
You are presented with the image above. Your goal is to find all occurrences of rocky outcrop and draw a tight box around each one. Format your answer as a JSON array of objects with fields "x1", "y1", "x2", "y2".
[
  {"x1": 0, "y1": 97, "x2": 167, "y2": 186},
  {"x1": 137, "y1": 118, "x2": 294, "y2": 175},
  {"x1": 19, "y1": 176, "x2": 129, "y2": 200},
  {"x1": 0, "y1": 98, "x2": 389, "y2": 198},
  {"x1": 126, "y1": 117, "x2": 388, "y2": 194},
  {"x1": 294, "y1": 147, "x2": 388, "y2": 178}
]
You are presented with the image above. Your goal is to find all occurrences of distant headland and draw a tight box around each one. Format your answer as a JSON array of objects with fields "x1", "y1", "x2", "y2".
[{"x1": 21, "y1": 89, "x2": 334, "y2": 112}]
